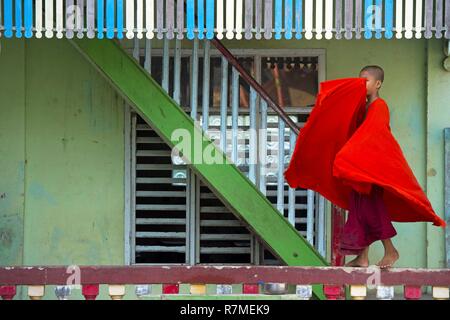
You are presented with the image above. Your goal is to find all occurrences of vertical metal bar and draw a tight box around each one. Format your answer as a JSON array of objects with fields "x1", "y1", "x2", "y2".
[
  {"x1": 344, "y1": 0, "x2": 353, "y2": 39},
  {"x1": 136, "y1": 0, "x2": 144, "y2": 39},
  {"x1": 13, "y1": 0, "x2": 22, "y2": 38},
  {"x1": 220, "y1": 57, "x2": 229, "y2": 154},
  {"x1": 24, "y1": 0, "x2": 34, "y2": 38},
  {"x1": 45, "y1": 0, "x2": 54, "y2": 38},
  {"x1": 202, "y1": 41, "x2": 211, "y2": 132},
  {"x1": 144, "y1": 39, "x2": 152, "y2": 73},
  {"x1": 277, "y1": 119, "x2": 285, "y2": 214},
  {"x1": 190, "y1": 38, "x2": 199, "y2": 120},
  {"x1": 97, "y1": 0, "x2": 105, "y2": 39},
  {"x1": 187, "y1": 0, "x2": 195, "y2": 39},
  {"x1": 375, "y1": 0, "x2": 383, "y2": 39},
  {"x1": 217, "y1": 0, "x2": 225, "y2": 39},
  {"x1": 173, "y1": 39, "x2": 182, "y2": 104},
  {"x1": 435, "y1": 0, "x2": 444, "y2": 39},
  {"x1": 206, "y1": 0, "x2": 215, "y2": 39},
  {"x1": 255, "y1": 0, "x2": 262, "y2": 39},
  {"x1": 364, "y1": 0, "x2": 374, "y2": 39},
  {"x1": 76, "y1": 0, "x2": 84, "y2": 39},
  {"x1": 445, "y1": 0, "x2": 450, "y2": 39},
  {"x1": 259, "y1": 101, "x2": 268, "y2": 195},
  {"x1": 295, "y1": 0, "x2": 303, "y2": 39},
  {"x1": 130, "y1": 112, "x2": 137, "y2": 264},
  {"x1": 285, "y1": 0, "x2": 293, "y2": 40},
  {"x1": 306, "y1": 189, "x2": 314, "y2": 244},
  {"x1": 424, "y1": 0, "x2": 433, "y2": 39},
  {"x1": 133, "y1": 37, "x2": 140, "y2": 60},
  {"x1": 264, "y1": 0, "x2": 273, "y2": 39},
  {"x1": 231, "y1": 67, "x2": 239, "y2": 164},
  {"x1": 198, "y1": 0, "x2": 205, "y2": 39},
  {"x1": 162, "y1": 37, "x2": 170, "y2": 92},
  {"x1": 305, "y1": 0, "x2": 313, "y2": 39},
  {"x1": 226, "y1": 0, "x2": 235, "y2": 39},
  {"x1": 126, "y1": 0, "x2": 134, "y2": 39},
  {"x1": 318, "y1": 194, "x2": 326, "y2": 256},
  {"x1": 355, "y1": 0, "x2": 362, "y2": 39},
  {"x1": 177, "y1": 0, "x2": 184, "y2": 39},
  {"x1": 315, "y1": 0, "x2": 323, "y2": 39},
  {"x1": 117, "y1": 0, "x2": 124, "y2": 39},
  {"x1": 235, "y1": 0, "x2": 244, "y2": 39},
  {"x1": 145, "y1": 0, "x2": 154, "y2": 39},
  {"x1": 444, "y1": 128, "x2": 450, "y2": 267},
  {"x1": 384, "y1": 0, "x2": 394, "y2": 39},
  {"x1": 86, "y1": 0, "x2": 95, "y2": 39},
  {"x1": 335, "y1": 0, "x2": 343, "y2": 39},
  {"x1": 65, "y1": 0, "x2": 73, "y2": 39},
  {"x1": 166, "y1": 0, "x2": 175, "y2": 39},
  {"x1": 249, "y1": 88, "x2": 257, "y2": 184},
  {"x1": 288, "y1": 130, "x2": 296, "y2": 226},
  {"x1": 274, "y1": 0, "x2": 282, "y2": 39},
  {"x1": 395, "y1": 0, "x2": 403, "y2": 39},
  {"x1": 124, "y1": 104, "x2": 132, "y2": 265},
  {"x1": 186, "y1": 169, "x2": 197, "y2": 265},
  {"x1": 156, "y1": 0, "x2": 163, "y2": 39},
  {"x1": 245, "y1": 0, "x2": 253, "y2": 39},
  {"x1": 194, "y1": 174, "x2": 201, "y2": 264},
  {"x1": 414, "y1": 0, "x2": 423, "y2": 39},
  {"x1": 106, "y1": 0, "x2": 115, "y2": 39}
]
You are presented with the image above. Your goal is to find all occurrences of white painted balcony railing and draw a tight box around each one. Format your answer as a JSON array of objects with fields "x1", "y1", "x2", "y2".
[{"x1": 0, "y1": 1, "x2": 449, "y2": 40}]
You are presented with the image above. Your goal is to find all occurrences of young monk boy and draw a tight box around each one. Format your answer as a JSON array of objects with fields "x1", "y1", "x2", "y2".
[
  {"x1": 340, "y1": 66, "x2": 398, "y2": 268},
  {"x1": 284, "y1": 66, "x2": 446, "y2": 270}
]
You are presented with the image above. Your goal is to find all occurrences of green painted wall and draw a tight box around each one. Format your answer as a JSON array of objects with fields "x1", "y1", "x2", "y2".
[
  {"x1": 1, "y1": 37, "x2": 448, "y2": 287},
  {"x1": 0, "y1": 39, "x2": 125, "y2": 269}
]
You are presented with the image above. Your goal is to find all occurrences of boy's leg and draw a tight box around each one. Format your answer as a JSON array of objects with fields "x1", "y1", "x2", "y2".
[
  {"x1": 345, "y1": 246, "x2": 369, "y2": 267},
  {"x1": 377, "y1": 238, "x2": 399, "y2": 268}
]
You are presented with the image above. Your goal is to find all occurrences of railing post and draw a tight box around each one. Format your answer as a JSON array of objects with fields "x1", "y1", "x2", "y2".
[
  {"x1": 404, "y1": 286, "x2": 422, "y2": 300},
  {"x1": 82, "y1": 284, "x2": 99, "y2": 300},
  {"x1": 0, "y1": 286, "x2": 16, "y2": 300},
  {"x1": 330, "y1": 204, "x2": 346, "y2": 299}
]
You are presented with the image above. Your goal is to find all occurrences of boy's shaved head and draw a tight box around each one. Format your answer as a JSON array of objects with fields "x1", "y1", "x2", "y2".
[{"x1": 360, "y1": 65, "x2": 384, "y2": 82}]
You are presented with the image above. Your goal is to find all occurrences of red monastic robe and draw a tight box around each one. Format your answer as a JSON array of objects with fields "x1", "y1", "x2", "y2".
[{"x1": 284, "y1": 78, "x2": 446, "y2": 228}]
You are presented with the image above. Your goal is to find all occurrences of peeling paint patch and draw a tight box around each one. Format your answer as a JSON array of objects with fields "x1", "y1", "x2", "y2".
[{"x1": 427, "y1": 168, "x2": 437, "y2": 176}]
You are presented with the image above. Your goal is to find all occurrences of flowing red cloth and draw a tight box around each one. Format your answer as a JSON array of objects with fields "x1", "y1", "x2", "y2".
[{"x1": 284, "y1": 78, "x2": 446, "y2": 228}]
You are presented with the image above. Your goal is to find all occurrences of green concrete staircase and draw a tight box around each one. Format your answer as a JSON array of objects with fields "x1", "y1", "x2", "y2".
[{"x1": 70, "y1": 39, "x2": 328, "y2": 299}]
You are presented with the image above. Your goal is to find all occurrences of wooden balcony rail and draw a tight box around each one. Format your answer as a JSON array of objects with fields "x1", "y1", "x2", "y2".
[{"x1": 0, "y1": 266, "x2": 449, "y2": 300}]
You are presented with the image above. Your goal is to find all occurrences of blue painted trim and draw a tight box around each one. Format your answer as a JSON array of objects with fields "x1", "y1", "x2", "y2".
[
  {"x1": 374, "y1": 0, "x2": 382, "y2": 39},
  {"x1": 187, "y1": 0, "x2": 195, "y2": 39},
  {"x1": 117, "y1": 0, "x2": 124, "y2": 39},
  {"x1": 364, "y1": 0, "x2": 373, "y2": 39},
  {"x1": 15, "y1": 0, "x2": 22, "y2": 38},
  {"x1": 4, "y1": 0, "x2": 13, "y2": 38},
  {"x1": 197, "y1": 0, "x2": 205, "y2": 39},
  {"x1": 274, "y1": 0, "x2": 282, "y2": 39},
  {"x1": 285, "y1": 0, "x2": 293, "y2": 39},
  {"x1": 206, "y1": 0, "x2": 215, "y2": 39},
  {"x1": 295, "y1": 0, "x2": 303, "y2": 39},
  {"x1": 384, "y1": 0, "x2": 393, "y2": 39},
  {"x1": 24, "y1": 0, "x2": 33, "y2": 38},
  {"x1": 97, "y1": 0, "x2": 105, "y2": 39},
  {"x1": 106, "y1": 0, "x2": 115, "y2": 39}
]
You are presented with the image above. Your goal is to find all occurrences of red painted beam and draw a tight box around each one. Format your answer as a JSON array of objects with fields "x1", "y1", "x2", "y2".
[{"x1": 0, "y1": 266, "x2": 449, "y2": 287}]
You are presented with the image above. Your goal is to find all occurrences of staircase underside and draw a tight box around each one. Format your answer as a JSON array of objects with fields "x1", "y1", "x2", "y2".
[{"x1": 70, "y1": 39, "x2": 328, "y2": 299}]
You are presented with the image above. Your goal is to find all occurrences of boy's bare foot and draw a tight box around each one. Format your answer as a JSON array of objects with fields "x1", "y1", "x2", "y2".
[
  {"x1": 377, "y1": 249, "x2": 399, "y2": 269},
  {"x1": 345, "y1": 256, "x2": 369, "y2": 268}
]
